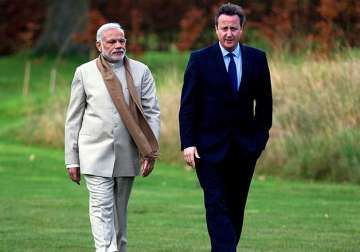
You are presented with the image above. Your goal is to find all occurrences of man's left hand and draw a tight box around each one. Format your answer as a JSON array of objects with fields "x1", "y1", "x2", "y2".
[
  {"x1": 141, "y1": 158, "x2": 155, "y2": 177},
  {"x1": 68, "y1": 167, "x2": 81, "y2": 185}
]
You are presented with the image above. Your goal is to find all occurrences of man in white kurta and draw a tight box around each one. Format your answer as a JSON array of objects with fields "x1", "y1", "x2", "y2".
[{"x1": 64, "y1": 23, "x2": 160, "y2": 252}]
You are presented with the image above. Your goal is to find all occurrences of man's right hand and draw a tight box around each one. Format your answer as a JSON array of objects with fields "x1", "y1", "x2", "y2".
[
  {"x1": 183, "y1": 146, "x2": 200, "y2": 168},
  {"x1": 141, "y1": 158, "x2": 155, "y2": 177},
  {"x1": 68, "y1": 167, "x2": 81, "y2": 185}
]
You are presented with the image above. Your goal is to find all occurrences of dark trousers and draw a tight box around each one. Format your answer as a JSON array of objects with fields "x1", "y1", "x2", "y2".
[{"x1": 195, "y1": 148, "x2": 257, "y2": 252}]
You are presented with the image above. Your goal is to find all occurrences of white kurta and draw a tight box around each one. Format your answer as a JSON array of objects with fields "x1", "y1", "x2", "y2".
[{"x1": 65, "y1": 58, "x2": 160, "y2": 177}]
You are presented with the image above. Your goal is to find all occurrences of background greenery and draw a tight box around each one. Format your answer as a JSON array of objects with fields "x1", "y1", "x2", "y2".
[
  {"x1": 1, "y1": 49, "x2": 359, "y2": 184},
  {"x1": 0, "y1": 49, "x2": 359, "y2": 251},
  {"x1": 1, "y1": 1, "x2": 359, "y2": 251}
]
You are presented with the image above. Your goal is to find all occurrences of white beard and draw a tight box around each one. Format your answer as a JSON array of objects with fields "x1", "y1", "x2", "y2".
[{"x1": 100, "y1": 44, "x2": 126, "y2": 62}]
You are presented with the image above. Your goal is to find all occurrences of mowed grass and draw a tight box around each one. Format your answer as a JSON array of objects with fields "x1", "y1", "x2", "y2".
[{"x1": 0, "y1": 142, "x2": 359, "y2": 252}]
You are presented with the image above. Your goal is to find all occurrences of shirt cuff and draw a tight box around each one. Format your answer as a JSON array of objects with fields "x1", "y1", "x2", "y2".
[{"x1": 66, "y1": 164, "x2": 80, "y2": 169}]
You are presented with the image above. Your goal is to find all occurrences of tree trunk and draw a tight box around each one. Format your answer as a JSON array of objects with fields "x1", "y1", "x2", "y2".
[{"x1": 33, "y1": 0, "x2": 89, "y2": 55}]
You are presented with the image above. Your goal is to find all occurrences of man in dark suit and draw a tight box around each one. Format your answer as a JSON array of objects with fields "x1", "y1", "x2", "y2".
[{"x1": 179, "y1": 3, "x2": 272, "y2": 251}]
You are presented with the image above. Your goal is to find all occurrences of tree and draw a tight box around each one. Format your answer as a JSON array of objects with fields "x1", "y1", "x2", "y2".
[{"x1": 33, "y1": 0, "x2": 89, "y2": 55}]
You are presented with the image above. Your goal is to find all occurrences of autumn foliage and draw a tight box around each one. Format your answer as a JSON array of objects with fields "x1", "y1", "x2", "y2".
[
  {"x1": 245, "y1": 0, "x2": 360, "y2": 53},
  {"x1": 0, "y1": 0, "x2": 359, "y2": 55},
  {"x1": 0, "y1": 0, "x2": 45, "y2": 54},
  {"x1": 73, "y1": 10, "x2": 107, "y2": 48},
  {"x1": 176, "y1": 7, "x2": 209, "y2": 52}
]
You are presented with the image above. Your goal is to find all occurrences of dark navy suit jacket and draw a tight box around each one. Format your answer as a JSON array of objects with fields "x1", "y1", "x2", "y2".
[{"x1": 179, "y1": 43, "x2": 272, "y2": 163}]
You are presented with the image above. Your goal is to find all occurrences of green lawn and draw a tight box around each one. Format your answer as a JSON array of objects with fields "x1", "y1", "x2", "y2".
[
  {"x1": 1, "y1": 53, "x2": 359, "y2": 251},
  {"x1": 0, "y1": 142, "x2": 359, "y2": 252}
]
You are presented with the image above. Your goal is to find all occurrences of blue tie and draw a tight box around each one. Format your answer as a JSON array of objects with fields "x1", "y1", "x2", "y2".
[{"x1": 227, "y1": 53, "x2": 238, "y2": 93}]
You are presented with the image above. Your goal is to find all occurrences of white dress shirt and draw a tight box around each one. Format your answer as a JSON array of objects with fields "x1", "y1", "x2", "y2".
[{"x1": 219, "y1": 42, "x2": 242, "y2": 90}]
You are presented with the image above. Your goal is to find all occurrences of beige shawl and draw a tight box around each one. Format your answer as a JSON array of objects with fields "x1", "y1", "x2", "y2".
[{"x1": 96, "y1": 55, "x2": 159, "y2": 160}]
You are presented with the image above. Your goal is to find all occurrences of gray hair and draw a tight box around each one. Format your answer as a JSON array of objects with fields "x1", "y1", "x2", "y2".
[{"x1": 96, "y1": 23, "x2": 124, "y2": 42}]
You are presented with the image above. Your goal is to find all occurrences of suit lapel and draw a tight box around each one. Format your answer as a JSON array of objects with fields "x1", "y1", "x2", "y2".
[
  {"x1": 211, "y1": 43, "x2": 237, "y2": 97},
  {"x1": 239, "y1": 44, "x2": 249, "y2": 94},
  {"x1": 212, "y1": 43, "x2": 230, "y2": 80},
  {"x1": 211, "y1": 43, "x2": 250, "y2": 97}
]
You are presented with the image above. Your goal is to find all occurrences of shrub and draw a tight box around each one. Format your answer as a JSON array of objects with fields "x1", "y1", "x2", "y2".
[{"x1": 18, "y1": 51, "x2": 360, "y2": 183}]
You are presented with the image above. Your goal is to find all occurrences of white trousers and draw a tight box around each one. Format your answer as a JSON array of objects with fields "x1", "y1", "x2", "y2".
[{"x1": 84, "y1": 175, "x2": 134, "y2": 252}]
